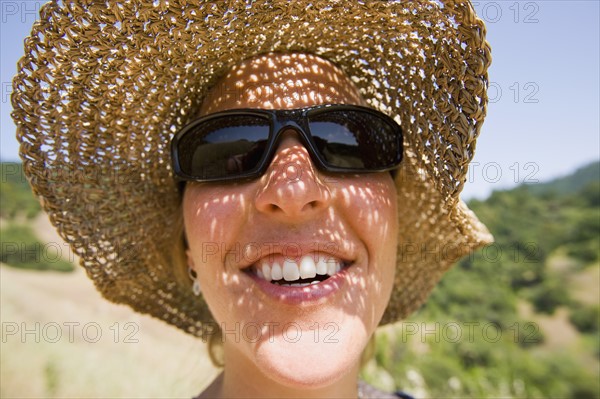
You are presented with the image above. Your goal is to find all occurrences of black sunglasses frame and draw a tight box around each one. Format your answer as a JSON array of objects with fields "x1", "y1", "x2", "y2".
[{"x1": 171, "y1": 104, "x2": 403, "y2": 183}]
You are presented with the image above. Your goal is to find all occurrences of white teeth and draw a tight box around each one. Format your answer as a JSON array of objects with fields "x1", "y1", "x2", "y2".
[
  {"x1": 326, "y1": 259, "x2": 338, "y2": 276},
  {"x1": 283, "y1": 259, "x2": 300, "y2": 281},
  {"x1": 270, "y1": 262, "x2": 283, "y2": 280},
  {"x1": 315, "y1": 258, "x2": 328, "y2": 275},
  {"x1": 261, "y1": 263, "x2": 271, "y2": 281},
  {"x1": 299, "y1": 256, "x2": 317, "y2": 279},
  {"x1": 252, "y1": 253, "x2": 347, "y2": 283}
]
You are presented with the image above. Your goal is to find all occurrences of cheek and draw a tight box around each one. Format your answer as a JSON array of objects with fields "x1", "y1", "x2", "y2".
[
  {"x1": 339, "y1": 174, "x2": 398, "y2": 313},
  {"x1": 182, "y1": 185, "x2": 249, "y2": 246},
  {"x1": 341, "y1": 174, "x2": 398, "y2": 252},
  {"x1": 182, "y1": 185, "x2": 252, "y2": 319}
]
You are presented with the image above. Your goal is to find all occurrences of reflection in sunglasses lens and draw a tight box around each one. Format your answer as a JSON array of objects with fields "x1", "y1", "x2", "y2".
[{"x1": 179, "y1": 116, "x2": 270, "y2": 178}]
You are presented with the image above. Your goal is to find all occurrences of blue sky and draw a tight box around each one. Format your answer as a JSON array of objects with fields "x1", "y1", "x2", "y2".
[{"x1": 1, "y1": 1, "x2": 598, "y2": 199}]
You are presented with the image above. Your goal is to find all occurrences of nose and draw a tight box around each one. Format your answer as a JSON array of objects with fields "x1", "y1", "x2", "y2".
[{"x1": 254, "y1": 131, "x2": 332, "y2": 221}]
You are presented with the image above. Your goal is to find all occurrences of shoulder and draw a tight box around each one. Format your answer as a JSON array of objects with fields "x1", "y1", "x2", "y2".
[{"x1": 358, "y1": 380, "x2": 415, "y2": 399}]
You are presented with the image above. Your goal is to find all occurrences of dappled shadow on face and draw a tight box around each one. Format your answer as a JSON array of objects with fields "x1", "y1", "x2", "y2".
[
  {"x1": 184, "y1": 166, "x2": 397, "y2": 350},
  {"x1": 183, "y1": 52, "x2": 398, "y2": 377},
  {"x1": 199, "y1": 52, "x2": 365, "y2": 115}
]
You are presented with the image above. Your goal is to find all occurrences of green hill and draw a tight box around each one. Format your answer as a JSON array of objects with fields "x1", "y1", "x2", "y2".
[
  {"x1": 1, "y1": 162, "x2": 72, "y2": 272},
  {"x1": 0, "y1": 162, "x2": 41, "y2": 219},
  {"x1": 368, "y1": 161, "x2": 600, "y2": 398},
  {"x1": 527, "y1": 160, "x2": 600, "y2": 197}
]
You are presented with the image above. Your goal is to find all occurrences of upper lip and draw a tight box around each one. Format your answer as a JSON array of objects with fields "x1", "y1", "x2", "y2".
[{"x1": 231, "y1": 241, "x2": 356, "y2": 271}]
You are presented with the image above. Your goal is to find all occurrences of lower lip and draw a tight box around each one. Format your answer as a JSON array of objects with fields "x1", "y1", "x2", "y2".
[{"x1": 244, "y1": 266, "x2": 351, "y2": 305}]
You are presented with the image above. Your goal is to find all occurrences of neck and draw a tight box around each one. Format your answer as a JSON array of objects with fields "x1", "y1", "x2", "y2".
[{"x1": 204, "y1": 343, "x2": 360, "y2": 398}]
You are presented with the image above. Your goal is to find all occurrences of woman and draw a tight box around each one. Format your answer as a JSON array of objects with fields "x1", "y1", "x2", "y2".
[
  {"x1": 12, "y1": 1, "x2": 493, "y2": 398},
  {"x1": 181, "y1": 52, "x2": 403, "y2": 398}
]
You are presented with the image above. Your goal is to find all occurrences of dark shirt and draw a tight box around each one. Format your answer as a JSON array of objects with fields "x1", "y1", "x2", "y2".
[{"x1": 358, "y1": 380, "x2": 415, "y2": 399}]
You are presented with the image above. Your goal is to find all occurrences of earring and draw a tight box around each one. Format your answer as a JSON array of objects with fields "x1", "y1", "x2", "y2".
[{"x1": 188, "y1": 266, "x2": 201, "y2": 296}]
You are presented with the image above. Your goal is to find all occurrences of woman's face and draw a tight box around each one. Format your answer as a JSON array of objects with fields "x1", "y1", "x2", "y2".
[{"x1": 183, "y1": 53, "x2": 398, "y2": 388}]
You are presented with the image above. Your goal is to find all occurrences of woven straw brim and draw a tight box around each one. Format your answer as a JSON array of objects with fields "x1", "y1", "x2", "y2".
[{"x1": 12, "y1": 0, "x2": 493, "y2": 337}]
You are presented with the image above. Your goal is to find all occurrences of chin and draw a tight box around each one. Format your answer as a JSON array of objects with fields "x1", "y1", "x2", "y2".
[{"x1": 252, "y1": 320, "x2": 367, "y2": 388}]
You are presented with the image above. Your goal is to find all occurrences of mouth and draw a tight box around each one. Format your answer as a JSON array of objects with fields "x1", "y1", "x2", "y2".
[{"x1": 247, "y1": 253, "x2": 350, "y2": 287}]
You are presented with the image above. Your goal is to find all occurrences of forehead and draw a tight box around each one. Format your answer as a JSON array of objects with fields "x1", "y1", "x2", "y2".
[{"x1": 199, "y1": 53, "x2": 365, "y2": 115}]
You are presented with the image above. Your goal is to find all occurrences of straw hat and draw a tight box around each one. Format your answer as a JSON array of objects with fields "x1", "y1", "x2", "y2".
[{"x1": 12, "y1": 0, "x2": 493, "y2": 338}]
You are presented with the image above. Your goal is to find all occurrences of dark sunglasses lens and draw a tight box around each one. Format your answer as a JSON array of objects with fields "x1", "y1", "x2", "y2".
[
  {"x1": 307, "y1": 109, "x2": 402, "y2": 170},
  {"x1": 176, "y1": 115, "x2": 270, "y2": 179}
]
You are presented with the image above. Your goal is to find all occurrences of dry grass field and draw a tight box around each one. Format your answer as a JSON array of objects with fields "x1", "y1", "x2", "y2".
[{"x1": 1, "y1": 215, "x2": 219, "y2": 398}]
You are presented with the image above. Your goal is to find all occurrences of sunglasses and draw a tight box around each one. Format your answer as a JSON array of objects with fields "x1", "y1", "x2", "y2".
[{"x1": 171, "y1": 104, "x2": 403, "y2": 182}]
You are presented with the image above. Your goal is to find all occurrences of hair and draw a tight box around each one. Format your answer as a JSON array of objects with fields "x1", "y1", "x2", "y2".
[{"x1": 171, "y1": 204, "x2": 191, "y2": 288}]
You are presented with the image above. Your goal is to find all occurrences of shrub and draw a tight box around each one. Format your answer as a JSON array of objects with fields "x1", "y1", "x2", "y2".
[
  {"x1": 0, "y1": 224, "x2": 74, "y2": 272},
  {"x1": 526, "y1": 275, "x2": 571, "y2": 314},
  {"x1": 569, "y1": 305, "x2": 599, "y2": 334}
]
